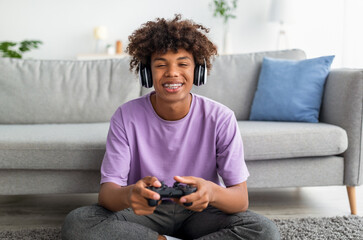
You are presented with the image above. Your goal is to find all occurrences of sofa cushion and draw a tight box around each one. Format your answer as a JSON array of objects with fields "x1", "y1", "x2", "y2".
[
  {"x1": 246, "y1": 156, "x2": 344, "y2": 188},
  {"x1": 239, "y1": 121, "x2": 348, "y2": 160},
  {"x1": 141, "y1": 49, "x2": 307, "y2": 120},
  {"x1": 249, "y1": 56, "x2": 334, "y2": 122},
  {"x1": 0, "y1": 123, "x2": 109, "y2": 170},
  {"x1": 0, "y1": 57, "x2": 141, "y2": 124},
  {"x1": 0, "y1": 121, "x2": 347, "y2": 170}
]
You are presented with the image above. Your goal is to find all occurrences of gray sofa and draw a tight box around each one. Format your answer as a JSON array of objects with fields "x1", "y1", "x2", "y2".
[{"x1": 0, "y1": 49, "x2": 361, "y2": 215}]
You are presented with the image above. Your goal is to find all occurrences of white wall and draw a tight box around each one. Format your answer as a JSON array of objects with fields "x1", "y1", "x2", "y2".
[{"x1": 0, "y1": 0, "x2": 362, "y2": 68}]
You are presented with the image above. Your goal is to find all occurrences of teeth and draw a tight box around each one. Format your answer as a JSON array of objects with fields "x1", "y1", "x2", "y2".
[{"x1": 163, "y1": 83, "x2": 182, "y2": 89}]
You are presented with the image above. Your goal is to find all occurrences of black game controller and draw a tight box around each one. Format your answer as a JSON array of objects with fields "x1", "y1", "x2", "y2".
[{"x1": 146, "y1": 182, "x2": 197, "y2": 207}]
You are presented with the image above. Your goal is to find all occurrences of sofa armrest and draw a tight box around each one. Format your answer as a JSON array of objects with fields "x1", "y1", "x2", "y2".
[{"x1": 320, "y1": 69, "x2": 363, "y2": 186}]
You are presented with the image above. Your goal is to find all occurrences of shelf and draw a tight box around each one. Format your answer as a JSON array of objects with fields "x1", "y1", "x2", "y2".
[{"x1": 76, "y1": 54, "x2": 127, "y2": 60}]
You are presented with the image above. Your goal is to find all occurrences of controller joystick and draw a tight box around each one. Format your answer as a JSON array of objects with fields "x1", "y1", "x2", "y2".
[{"x1": 146, "y1": 181, "x2": 197, "y2": 207}]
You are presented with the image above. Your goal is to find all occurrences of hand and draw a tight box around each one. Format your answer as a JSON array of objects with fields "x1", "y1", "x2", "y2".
[
  {"x1": 128, "y1": 176, "x2": 162, "y2": 215},
  {"x1": 173, "y1": 176, "x2": 214, "y2": 212}
]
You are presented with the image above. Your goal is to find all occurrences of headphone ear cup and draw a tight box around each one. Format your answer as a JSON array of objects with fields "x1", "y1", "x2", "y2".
[
  {"x1": 139, "y1": 63, "x2": 153, "y2": 88},
  {"x1": 193, "y1": 61, "x2": 207, "y2": 86}
]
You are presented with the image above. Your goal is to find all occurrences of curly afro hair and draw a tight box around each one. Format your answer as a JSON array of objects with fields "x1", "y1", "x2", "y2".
[{"x1": 126, "y1": 14, "x2": 218, "y2": 74}]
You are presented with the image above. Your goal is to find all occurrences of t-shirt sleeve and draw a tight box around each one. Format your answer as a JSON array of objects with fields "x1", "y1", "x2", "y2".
[
  {"x1": 100, "y1": 108, "x2": 131, "y2": 186},
  {"x1": 216, "y1": 112, "x2": 249, "y2": 187}
]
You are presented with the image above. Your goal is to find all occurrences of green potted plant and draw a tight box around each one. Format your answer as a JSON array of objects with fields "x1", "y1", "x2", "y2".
[
  {"x1": 212, "y1": 0, "x2": 238, "y2": 23},
  {"x1": 0, "y1": 40, "x2": 43, "y2": 58},
  {"x1": 210, "y1": 0, "x2": 238, "y2": 54}
]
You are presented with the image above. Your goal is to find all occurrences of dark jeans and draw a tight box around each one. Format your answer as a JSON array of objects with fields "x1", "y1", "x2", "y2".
[{"x1": 61, "y1": 201, "x2": 280, "y2": 240}]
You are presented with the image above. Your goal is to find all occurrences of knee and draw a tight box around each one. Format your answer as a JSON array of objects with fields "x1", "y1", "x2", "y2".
[
  {"x1": 258, "y1": 216, "x2": 281, "y2": 240},
  {"x1": 61, "y1": 206, "x2": 98, "y2": 240},
  {"x1": 235, "y1": 211, "x2": 280, "y2": 240},
  {"x1": 61, "y1": 207, "x2": 83, "y2": 240}
]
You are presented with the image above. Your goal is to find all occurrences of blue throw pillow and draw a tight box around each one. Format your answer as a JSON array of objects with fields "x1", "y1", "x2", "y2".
[{"x1": 249, "y1": 55, "x2": 334, "y2": 123}]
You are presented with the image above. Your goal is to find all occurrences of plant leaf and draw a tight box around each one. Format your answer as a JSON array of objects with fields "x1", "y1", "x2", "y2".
[{"x1": 0, "y1": 40, "x2": 42, "y2": 58}]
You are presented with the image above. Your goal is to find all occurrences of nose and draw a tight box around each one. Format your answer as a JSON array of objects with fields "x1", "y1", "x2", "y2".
[{"x1": 165, "y1": 64, "x2": 179, "y2": 77}]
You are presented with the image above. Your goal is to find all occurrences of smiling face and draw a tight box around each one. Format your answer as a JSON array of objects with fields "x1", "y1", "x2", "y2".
[{"x1": 150, "y1": 48, "x2": 195, "y2": 106}]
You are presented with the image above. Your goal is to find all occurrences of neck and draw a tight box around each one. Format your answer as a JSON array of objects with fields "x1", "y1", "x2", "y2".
[{"x1": 150, "y1": 93, "x2": 192, "y2": 121}]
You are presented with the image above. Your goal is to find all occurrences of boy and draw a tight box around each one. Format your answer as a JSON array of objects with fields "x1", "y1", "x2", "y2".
[{"x1": 62, "y1": 15, "x2": 280, "y2": 240}]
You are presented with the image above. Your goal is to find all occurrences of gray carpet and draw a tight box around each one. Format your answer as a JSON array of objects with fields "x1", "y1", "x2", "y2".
[
  {"x1": 273, "y1": 216, "x2": 363, "y2": 239},
  {"x1": 0, "y1": 216, "x2": 362, "y2": 240}
]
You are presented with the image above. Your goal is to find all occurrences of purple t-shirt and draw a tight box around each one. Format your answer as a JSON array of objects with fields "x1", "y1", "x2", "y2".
[{"x1": 100, "y1": 92, "x2": 249, "y2": 187}]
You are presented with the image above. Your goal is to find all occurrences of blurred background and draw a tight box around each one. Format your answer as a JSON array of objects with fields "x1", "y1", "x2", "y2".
[{"x1": 0, "y1": 0, "x2": 362, "y2": 68}]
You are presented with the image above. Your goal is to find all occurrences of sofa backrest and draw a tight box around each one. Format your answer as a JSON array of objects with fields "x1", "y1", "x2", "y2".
[
  {"x1": 0, "y1": 49, "x2": 306, "y2": 124},
  {"x1": 0, "y1": 57, "x2": 141, "y2": 124},
  {"x1": 191, "y1": 49, "x2": 306, "y2": 120}
]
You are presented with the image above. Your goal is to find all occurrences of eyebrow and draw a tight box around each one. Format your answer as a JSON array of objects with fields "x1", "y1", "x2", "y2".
[{"x1": 153, "y1": 56, "x2": 192, "y2": 62}]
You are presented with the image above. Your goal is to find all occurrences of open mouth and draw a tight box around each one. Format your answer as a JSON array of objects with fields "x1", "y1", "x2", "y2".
[{"x1": 162, "y1": 83, "x2": 184, "y2": 90}]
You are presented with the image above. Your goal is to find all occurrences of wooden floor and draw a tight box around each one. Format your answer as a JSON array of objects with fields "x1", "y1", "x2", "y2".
[
  {"x1": 0, "y1": 185, "x2": 362, "y2": 230},
  {"x1": 248, "y1": 185, "x2": 363, "y2": 219}
]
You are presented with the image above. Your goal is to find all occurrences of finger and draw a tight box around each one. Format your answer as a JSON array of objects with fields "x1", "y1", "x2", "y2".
[
  {"x1": 152, "y1": 179, "x2": 162, "y2": 188},
  {"x1": 130, "y1": 189, "x2": 159, "y2": 208},
  {"x1": 174, "y1": 176, "x2": 197, "y2": 185},
  {"x1": 180, "y1": 187, "x2": 209, "y2": 207},
  {"x1": 183, "y1": 198, "x2": 208, "y2": 212},
  {"x1": 142, "y1": 176, "x2": 161, "y2": 187},
  {"x1": 134, "y1": 181, "x2": 160, "y2": 200},
  {"x1": 141, "y1": 187, "x2": 160, "y2": 200},
  {"x1": 172, "y1": 196, "x2": 204, "y2": 211},
  {"x1": 172, "y1": 197, "x2": 191, "y2": 208},
  {"x1": 179, "y1": 192, "x2": 198, "y2": 205}
]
